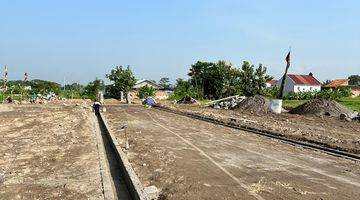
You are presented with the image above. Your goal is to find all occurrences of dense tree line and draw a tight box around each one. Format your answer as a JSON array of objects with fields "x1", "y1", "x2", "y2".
[{"x1": 172, "y1": 60, "x2": 272, "y2": 100}]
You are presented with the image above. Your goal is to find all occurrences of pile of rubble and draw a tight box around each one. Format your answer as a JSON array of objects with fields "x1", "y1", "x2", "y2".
[
  {"x1": 232, "y1": 95, "x2": 270, "y2": 114},
  {"x1": 205, "y1": 95, "x2": 246, "y2": 109},
  {"x1": 2, "y1": 92, "x2": 65, "y2": 105},
  {"x1": 290, "y1": 99, "x2": 359, "y2": 121}
]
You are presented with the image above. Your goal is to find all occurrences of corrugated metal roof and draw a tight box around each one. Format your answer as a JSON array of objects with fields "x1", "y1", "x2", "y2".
[
  {"x1": 324, "y1": 79, "x2": 349, "y2": 88},
  {"x1": 288, "y1": 74, "x2": 321, "y2": 85}
]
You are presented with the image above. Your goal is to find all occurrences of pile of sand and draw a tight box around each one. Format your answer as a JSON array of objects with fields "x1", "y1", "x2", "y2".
[
  {"x1": 232, "y1": 95, "x2": 270, "y2": 113},
  {"x1": 289, "y1": 99, "x2": 354, "y2": 117}
]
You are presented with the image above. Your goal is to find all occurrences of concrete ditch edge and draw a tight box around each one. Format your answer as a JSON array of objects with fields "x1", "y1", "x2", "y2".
[
  {"x1": 99, "y1": 112, "x2": 150, "y2": 200},
  {"x1": 92, "y1": 114, "x2": 115, "y2": 200}
]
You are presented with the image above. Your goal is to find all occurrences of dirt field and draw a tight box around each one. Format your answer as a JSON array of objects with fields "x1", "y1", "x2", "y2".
[
  {"x1": 0, "y1": 102, "x2": 104, "y2": 199},
  {"x1": 104, "y1": 105, "x2": 360, "y2": 200},
  {"x1": 161, "y1": 103, "x2": 360, "y2": 154}
]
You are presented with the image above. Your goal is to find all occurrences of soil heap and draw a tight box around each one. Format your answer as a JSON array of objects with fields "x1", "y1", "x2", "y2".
[
  {"x1": 178, "y1": 96, "x2": 198, "y2": 104},
  {"x1": 232, "y1": 95, "x2": 270, "y2": 113},
  {"x1": 289, "y1": 98, "x2": 354, "y2": 117}
]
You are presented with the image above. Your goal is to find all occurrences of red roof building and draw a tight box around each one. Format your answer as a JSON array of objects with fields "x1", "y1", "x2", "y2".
[
  {"x1": 287, "y1": 74, "x2": 321, "y2": 85},
  {"x1": 323, "y1": 79, "x2": 349, "y2": 88},
  {"x1": 266, "y1": 79, "x2": 277, "y2": 87},
  {"x1": 276, "y1": 73, "x2": 321, "y2": 95},
  {"x1": 323, "y1": 79, "x2": 360, "y2": 97}
]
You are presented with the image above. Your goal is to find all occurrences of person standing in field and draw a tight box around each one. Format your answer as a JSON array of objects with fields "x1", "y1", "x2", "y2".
[{"x1": 93, "y1": 100, "x2": 101, "y2": 115}]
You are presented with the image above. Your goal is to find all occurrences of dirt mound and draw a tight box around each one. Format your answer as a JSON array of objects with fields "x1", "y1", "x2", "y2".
[
  {"x1": 178, "y1": 96, "x2": 198, "y2": 104},
  {"x1": 232, "y1": 95, "x2": 270, "y2": 113},
  {"x1": 289, "y1": 99, "x2": 354, "y2": 117}
]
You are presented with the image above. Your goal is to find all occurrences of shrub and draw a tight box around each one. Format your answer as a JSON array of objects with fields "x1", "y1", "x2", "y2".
[
  {"x1": 138, "y1": 85, "x2": 155, "y2": 99},
  {"x1": 284, "y1": 87, "x2": 353, "y2": 100},
  {"x1": 169, "y1": 78, "x2": 200, "y2": 100},
  {"x1": 261, "y1": 87, "x2": 280, "y2": 98}
]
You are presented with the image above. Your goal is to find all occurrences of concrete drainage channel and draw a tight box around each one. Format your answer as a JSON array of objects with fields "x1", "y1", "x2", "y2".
[{"x1": 95, "y1": 112, "x2": 150, "y2": 200}]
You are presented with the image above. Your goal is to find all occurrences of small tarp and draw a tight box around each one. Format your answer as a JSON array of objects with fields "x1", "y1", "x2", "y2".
[{"x1": 145, "y1": 97, "x2": 157, "y2": 105}]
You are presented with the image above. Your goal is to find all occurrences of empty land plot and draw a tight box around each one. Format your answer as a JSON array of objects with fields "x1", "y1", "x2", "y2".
[
  {"x1": 0, "y1": 103, "x2": 104, "y2": 199},
  {"x1": 105, "y1": 105, "x2": 360, "y2": 200},
  {"x1": 161, "y1": 103, "x2": 360, "y2": 154}
]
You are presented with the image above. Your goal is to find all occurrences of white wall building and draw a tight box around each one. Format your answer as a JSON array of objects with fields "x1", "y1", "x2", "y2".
[
  {"x1": 276, "y1": 73, "x2": 321, "y2": 96},
  {"x1": 133, "y1": 80, "x2": 162, "y2": 90}
]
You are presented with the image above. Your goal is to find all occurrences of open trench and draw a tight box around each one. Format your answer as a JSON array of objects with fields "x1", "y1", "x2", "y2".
[{"x1": 94, "y1": 114, "x2": 133, "y2": 200}]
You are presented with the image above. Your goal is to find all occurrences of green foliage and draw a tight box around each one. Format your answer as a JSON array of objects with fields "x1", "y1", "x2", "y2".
[
  {"x1": 283, "y1": 99, "x2": 309, "y2": 109},
  {"x1": 337, "y1": 97, "x2": 360, "y2": 111},
  {"x1": 83, "y1": 79, "x2": 101, "y2": 100},
  {"x1": 322, "y1": 79, "x2": 332, "y2": 86},
  {"x1": 261, "y1": 87, "x2": 280, "y2": 98},
  {"x1": 170, "y1": 78, "x2": 199, "y2": 100},
  {"x1": 60, "y1": 90, "x2": 83, "y2": 99},
  {"x1": 65, "y1": 83, "x2": 83, "y2": 91},
  {"x1": 239, "y1": 61, "x2": 272, "y2": 96},
  {"x1": 159, "y1": 77, "x2": 171, "y2": 90},
  {"x1": 284, "y1": 87, "x2": 353, "y2": 100},
  {"x1": 348, "y1": 75, "x2": 360, "y2": 85},
  {"x1": 0, "y1": 79, "x2": 61, "y2": 101},
  {"x1": 60, "y1": 83, "x2": 84, "y2": 99},
  {"x1": 284, "y1": 97, "x2": 360, "y2": 111},
  {"x1": 29, "y1": 79, "x2": 62, "y2": 95},
  {"x1": 138, "y1": 85, "x2": 156, "y2": 99},
  {"x1": 188, "y1": 61, "x2": 242, "y2": 99},
  {"x1": 106, "y1": 65, "x2": 136, "y2": 100},
  {"x1": 184, "y1": 60, "x2": 272, "y2": 99}
]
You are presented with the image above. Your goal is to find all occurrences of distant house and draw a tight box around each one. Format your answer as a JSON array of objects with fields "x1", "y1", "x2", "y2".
[
  {"x1": 276, "y1": 73, "x2": 321, "y2": 95},
  {"x1": 323, "y1": 79, "x2": 349, "y2": 88},
  {"x1": 323, "y1": 79, "x2": 360, "y2": 97},
  {"x1": 266, "y1": 80, "x2": 277, "y2": 88},
  {"x1": 132, "y1": 79, "x2": 172, "y2": 99},
  {"x1": 133, "y1": 80, "x2": 162, "y2": 90}
]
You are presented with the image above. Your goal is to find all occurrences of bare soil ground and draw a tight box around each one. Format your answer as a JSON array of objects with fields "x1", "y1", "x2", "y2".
[
  {"x1": 104, "y1": 105, "x2": 360, "y2": 200},
  {"x1": 160, "y1": 102, "x2": 360, "y2": 154},
  {"x1": 0, "y1": 101, "x2": 104, "y2": 200}
]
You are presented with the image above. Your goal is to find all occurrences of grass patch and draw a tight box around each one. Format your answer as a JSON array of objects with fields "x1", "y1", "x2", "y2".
[
  {"x1": 337, "y1": 97, "x2": 360, "y2": 111},
  {"x1": 282, "y1": 100, "x2": 308, "y2": 110},
  {"x1": 283, "y1": 97, "x2": 360, "y2": 111}
]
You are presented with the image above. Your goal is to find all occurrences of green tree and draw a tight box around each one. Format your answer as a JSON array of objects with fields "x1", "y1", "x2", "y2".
[
  {"x1": 29, "y1": 79, "x2": 61, "y2": 95},
  {"x1": 159, "y1": 77, "x2": 171, "y2": 90},
  {"x1": 239, "y1": 61, "x2": 272, "y2": 96},
  {"x1": 348, "y1": 75, "x2": 360, "y2": 85},
  {"x1": 254, "y1": 64, "x2": 272, "y2": 93},
  {"x1": 138, "y1": 85, "x2": 156, "y2": 99},
  {"x1": 106, "y1": 65, "x2": 136, "y2": 103},
  {"x1": 171, "y1": 78, "x2": 199, "y2": 100},
  {"x1": 239, "y1": 61, "x2": 256, "y2": 96},
  {"x1": 188, "y1": 61, "x2": 239, "y2": 99},
  {"x1": 83, "y1": 79, "x2": 101, "y2": 100}
]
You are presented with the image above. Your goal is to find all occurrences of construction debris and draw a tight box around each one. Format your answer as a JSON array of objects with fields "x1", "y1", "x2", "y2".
[
  {"x1": 205, "y1": 95, "x2": 246, "y2": 109},
  {"x1": 232, "y1": 95, "x2": 270, "y2": 114}
]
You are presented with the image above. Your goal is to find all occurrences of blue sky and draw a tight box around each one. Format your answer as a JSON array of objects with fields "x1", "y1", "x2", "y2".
[{"x1": 0, "y1": 0, "x2": 359, "y2": 84}]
